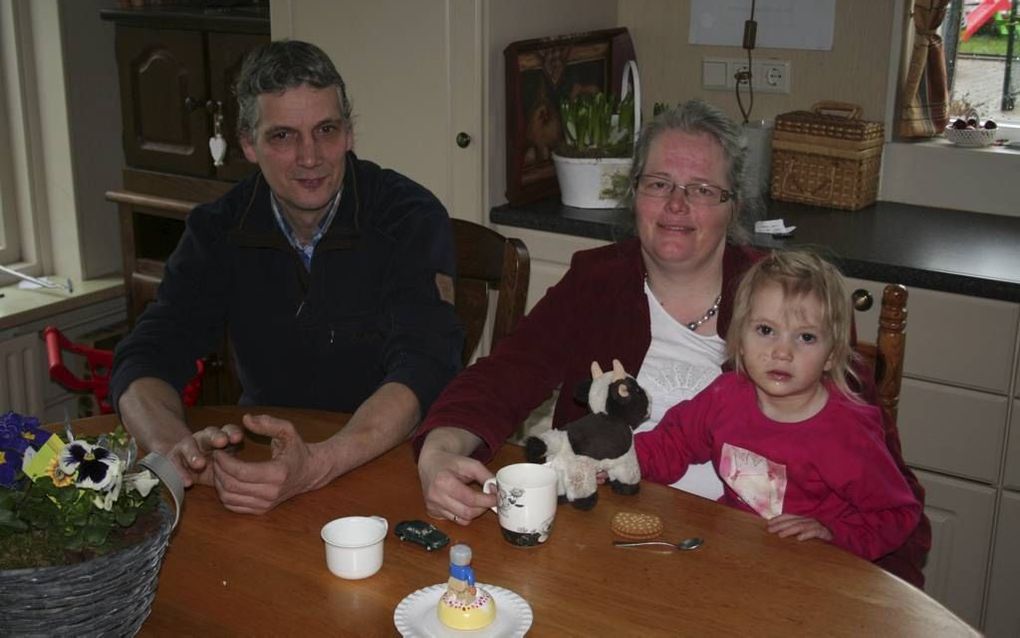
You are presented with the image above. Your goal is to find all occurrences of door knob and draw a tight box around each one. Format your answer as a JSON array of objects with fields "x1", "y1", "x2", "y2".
[
  {"x1": 852, "y1": 289, "x2": 873, "y2": 311},
  {"x1": 456, "y1": 132, "x2": 472, "y2": 148}
]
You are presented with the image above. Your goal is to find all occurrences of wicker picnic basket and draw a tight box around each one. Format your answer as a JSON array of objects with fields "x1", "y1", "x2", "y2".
[{"x1": 770, "y1": 101, "x2": 884, "y2": 210}]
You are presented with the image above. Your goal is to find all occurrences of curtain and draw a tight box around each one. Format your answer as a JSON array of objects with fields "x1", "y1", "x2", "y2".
[{"x1": 896, "y1": 0, "x2": 952, "y2": 139}]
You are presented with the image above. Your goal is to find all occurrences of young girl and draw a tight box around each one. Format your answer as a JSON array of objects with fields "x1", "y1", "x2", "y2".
[{"x1": 634, "y1": 250, "x2": 921, "y2": 561}]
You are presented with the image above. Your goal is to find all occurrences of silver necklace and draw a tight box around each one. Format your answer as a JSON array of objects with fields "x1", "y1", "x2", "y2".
[
  {"x1": 685, "y1": 295, "x2": 722, "y2": 331},
  {"x1": 645, "y1": 275, "x2": 721, "y2": 332}
]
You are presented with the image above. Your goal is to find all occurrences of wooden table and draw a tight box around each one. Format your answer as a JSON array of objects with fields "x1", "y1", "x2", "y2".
[{"x1": 71, "y1": 406, "x2": 977, "y2": 636}]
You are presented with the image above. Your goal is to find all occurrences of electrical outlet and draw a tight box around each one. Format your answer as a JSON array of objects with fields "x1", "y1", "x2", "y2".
[
  {"x1": 701, "y1": 57, "x2": 791, "y2": 94},
  {"x1": 761, "y1": 62, "x2": 790, "y2": 92}
]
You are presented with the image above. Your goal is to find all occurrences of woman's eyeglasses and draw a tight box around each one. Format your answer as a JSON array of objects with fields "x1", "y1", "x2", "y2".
[{"x1": 634, "y1": 175, "x2": 733, "y2": 205}]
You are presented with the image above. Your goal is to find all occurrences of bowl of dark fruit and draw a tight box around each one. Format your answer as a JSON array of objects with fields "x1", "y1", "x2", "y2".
[{"x1": 944, "y1": 117, "x2": 997, "y2": 147}]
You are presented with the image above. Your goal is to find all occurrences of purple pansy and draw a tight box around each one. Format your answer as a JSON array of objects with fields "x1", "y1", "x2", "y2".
[
  {"x1": 0, "y1": 411, "x2": 48, "y2": 455},
  {"x1": 59, "y1": 440, "x2": 120, "y2": 491},
  {"x1": 0, "y1": 449, "x2": 18, "y2": 487}
]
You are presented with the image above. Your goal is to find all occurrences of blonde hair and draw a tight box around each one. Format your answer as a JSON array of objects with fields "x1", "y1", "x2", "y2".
[{"x1": 726, "y1": 249, "x2": 861, "y2": 401}]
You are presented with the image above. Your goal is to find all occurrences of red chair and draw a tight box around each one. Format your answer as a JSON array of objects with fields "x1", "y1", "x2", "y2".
[{"x1": 42, "y1": 326, "x2": 205, "y2": 414}]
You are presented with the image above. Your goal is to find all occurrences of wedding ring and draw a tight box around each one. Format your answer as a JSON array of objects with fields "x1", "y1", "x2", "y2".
[{"x1": 451, "y1": 514, "x2": 459, "y2": 524}]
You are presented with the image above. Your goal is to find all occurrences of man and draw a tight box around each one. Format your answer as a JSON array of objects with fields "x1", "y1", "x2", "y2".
[{"x1": 111, "y1": 40, "x2": 462, "y2": 514}]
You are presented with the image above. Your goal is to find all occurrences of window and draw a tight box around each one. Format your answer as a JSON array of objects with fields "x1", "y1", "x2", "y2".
[
  {"x1": 0, "y1": 0, "x2": 63, "y2": 286},
  {"x1": 944, "y1": 0, "x2": 1019, "y2": 125},
  {"x1": 880, "y1": 0, "x2": 1020, "y2": 218}
]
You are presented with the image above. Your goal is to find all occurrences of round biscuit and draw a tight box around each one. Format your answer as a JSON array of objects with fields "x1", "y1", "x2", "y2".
[{"x1": 611, "y1": 511, "x2": 663, "y2": 540}]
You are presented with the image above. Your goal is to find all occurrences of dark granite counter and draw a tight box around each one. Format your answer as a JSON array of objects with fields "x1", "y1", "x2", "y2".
[{"x1": 491, "y1": 199, "x2": 1020, "y2": 303}]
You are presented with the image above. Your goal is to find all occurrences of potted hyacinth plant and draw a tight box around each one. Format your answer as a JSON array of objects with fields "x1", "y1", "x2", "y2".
[
  {"x1": 0, "y1": 411, "x2": 173, "y2": 635},
  {"x1": 551, "y1": 60, "x2": 640, "y2": 209}
]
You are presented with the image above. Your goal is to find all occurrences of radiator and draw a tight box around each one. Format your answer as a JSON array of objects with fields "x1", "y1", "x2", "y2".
[{"x1": 0, "y1": 331, "x2": 45, "y2": 415}]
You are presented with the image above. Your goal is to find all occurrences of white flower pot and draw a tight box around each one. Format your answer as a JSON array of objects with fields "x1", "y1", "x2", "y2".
[{"x1": 552, "y1": 153, "x2": 632, "y2": 209}]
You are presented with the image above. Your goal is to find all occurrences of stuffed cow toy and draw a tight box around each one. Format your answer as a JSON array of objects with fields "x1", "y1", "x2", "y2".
[{"x1": 525, "y1": 359, "x2": 649, "y2": 510}]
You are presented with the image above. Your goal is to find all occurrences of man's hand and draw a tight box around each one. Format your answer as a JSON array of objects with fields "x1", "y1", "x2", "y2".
[
  {"x1": 417, "y1": 428, "x2": 497, "y2": 525},
  {"x1": 118, "y1": 377, "x2": 245, "y2": 489},
  {"x1": 766, "y1": 513, "x2": 834, "y2": 542},
  {"x1": 167, "y1": 425, "x2": 244, "y2": 488},
  {"x1": 211, "y1": 414, "x2": 327, "y2": 515}
]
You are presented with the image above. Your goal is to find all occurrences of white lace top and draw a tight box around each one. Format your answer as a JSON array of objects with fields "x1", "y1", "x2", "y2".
[{"x1": 636, "y1": 279, "x2": 727, "y2": 500}]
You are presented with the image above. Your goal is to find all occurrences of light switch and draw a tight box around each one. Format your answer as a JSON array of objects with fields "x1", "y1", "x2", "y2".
[
  {"x1": 701, "y1": 56, "x2": 791, "y2": 94},
  {"x1": 702, "y1": 58, "x2": 728, "y2": 89}
]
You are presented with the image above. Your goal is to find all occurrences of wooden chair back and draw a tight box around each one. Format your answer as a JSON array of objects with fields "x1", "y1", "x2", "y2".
[
  {"x1": 451, "y1": 219, "x2": 530, "y2": 366},
  {"x1": 852, "y1": 284, "x2": 908, "y2": 426}
]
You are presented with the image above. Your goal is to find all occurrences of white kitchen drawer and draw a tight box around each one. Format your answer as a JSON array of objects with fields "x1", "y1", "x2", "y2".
[
  {"x1": 1006, "y1": 402, "x2": 1020, "y2": 490},
  {"x1": 846, "y1": 278, "x2": 1019, "y2": 394},
  {"x1": 916, "y1": 469, "x2": 995, "y2": 630},
  {"x1": 898, "y1": 378, "x2": 1007, "y2": 483},
  {"x1": 983, "y1": 490, "x2": 1020, "y2": 637},
  {"x1": 492, "y1": 226, "x2": 608, "y2": 313}
]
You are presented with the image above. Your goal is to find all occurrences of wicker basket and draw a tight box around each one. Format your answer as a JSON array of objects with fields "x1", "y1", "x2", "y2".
[
  {"x1": 770, "y1": 101, "x2": 884, "y2": 210},
  {"x1": 0, "y1": 499, "x2": 174, "y2": 637}
]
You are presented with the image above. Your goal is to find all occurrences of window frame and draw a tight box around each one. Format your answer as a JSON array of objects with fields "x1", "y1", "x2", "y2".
[
  {"x1": 880, "y1": 0, "x2": 1020, "y2": 218},
  {"x1": 0, "y1": 0, "x2": 26, "y2": 269},
  {"x1": 0, "y1": 0, "x2": 55, "y2": 283}
]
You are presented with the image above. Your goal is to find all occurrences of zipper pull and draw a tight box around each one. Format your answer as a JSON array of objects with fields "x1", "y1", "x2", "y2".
[{"x1": 330, "y1": 329, "x2": 335, "y2": 345}]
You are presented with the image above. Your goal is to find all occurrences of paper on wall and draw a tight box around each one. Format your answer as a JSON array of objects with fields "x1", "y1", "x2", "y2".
[{"x1": 689, "y1": 0, "x2": 835, "y2": 51}]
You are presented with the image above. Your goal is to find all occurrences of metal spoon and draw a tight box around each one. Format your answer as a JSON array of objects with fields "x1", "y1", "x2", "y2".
[{"x1": 613, "y1": 537, "x2": 704, "y2": 551}]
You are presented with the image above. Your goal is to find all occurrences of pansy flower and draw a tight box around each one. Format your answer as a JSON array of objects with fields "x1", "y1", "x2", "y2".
[
  {"x1": 1, "y1": 411, "x2": 42, "y2": 454},
  {"x1": 0, "y1": 448, "x2": 20, "y2": 487},
  {"x1": 59, "y1": 440, "x2": 121, "y2": 491},
  {"x1": 45, "y1": 456, "x2": 75, "y2": 488}
]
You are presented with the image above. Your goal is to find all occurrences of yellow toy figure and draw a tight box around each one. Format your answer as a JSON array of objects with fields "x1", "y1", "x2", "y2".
[{"x1": 436, "y1": 543, "x2": 496, "y2": 630}]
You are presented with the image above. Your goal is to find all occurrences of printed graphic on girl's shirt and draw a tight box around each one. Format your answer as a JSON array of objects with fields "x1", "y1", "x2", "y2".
[{"x1": 719, "y1": 442, "x2": 787, "y2": 519}]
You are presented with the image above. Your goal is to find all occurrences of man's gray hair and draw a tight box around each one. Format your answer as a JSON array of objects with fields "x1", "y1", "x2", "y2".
[
  {"x1": 234, "y1": 39, "x2": 352, "y2": 137},
  {"x1": 627, "y1": 99, "x2": 758, "y2": 244}
]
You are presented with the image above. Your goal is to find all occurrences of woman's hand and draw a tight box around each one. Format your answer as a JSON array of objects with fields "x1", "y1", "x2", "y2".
[
  {"x1": 417, "y1": 428, "x2": 497, "y2": 525},
  {"x1": 766, "y1": 513, "x2": 834, "y2": 542}
]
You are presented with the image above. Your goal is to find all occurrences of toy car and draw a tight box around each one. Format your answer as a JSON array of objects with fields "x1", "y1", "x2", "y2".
[{"x1": 394, "y1": 519, "x2": 450, "y2": 552}]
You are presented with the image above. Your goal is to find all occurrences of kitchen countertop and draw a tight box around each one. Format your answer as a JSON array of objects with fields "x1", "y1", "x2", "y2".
[{"x1": 491, "y1": 199, "x2": 1020, "y2": 303}]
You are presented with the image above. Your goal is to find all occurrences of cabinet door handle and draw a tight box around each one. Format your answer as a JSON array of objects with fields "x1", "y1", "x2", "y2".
[
  {"x1": 184, "y1": 96, "x2": 205, "y2": 112},
  {"x1": 852, "y1": 288, "x2": 873, "y2": 311},
  {"x1": 456, "y1": 132, "x2": 472, "y2": 148}
]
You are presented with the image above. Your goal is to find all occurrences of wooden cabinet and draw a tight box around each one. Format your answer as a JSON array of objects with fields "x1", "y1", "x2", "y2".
[
  {"x1": 102, "y1": 6, "x2": 269, "y2": 404},
  {"x1": 915, "y1": 470, "x2": 997, "y2": 627},
  {"x1": 102, "y1": 5, "x2": 269, "y2": 316},
  {"x1": 847, "y1": 276, "x2": 1020, "y2": 631},
  {"x1": 115, "y1": 26, "x2": 263, "y2": 180},
  {"x1": 984, "y1": 491, "x2": 1020, "y2": 637}
]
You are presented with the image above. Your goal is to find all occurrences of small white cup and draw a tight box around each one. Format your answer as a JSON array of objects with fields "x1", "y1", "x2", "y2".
[
  {"x1": 482, "y1": 463, "x2": 558, "y2": 546},
  {"x1": 320, "y1": 515, "x2": 388, "y2": 579}
]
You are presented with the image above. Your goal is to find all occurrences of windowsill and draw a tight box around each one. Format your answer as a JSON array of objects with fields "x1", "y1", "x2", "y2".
[
  {"x1": 0, "y1": 276, "x2": 124, "y2": 334},
  {"x1": 880, "y1": 138, "x2": 1020, "y2": 217}
]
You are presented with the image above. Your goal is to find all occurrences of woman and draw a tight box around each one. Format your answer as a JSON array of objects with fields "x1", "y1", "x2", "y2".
[
  {"x1": 414, "y1": 99, "x2": 761, "y2": 518},
  {"x1": 414, "y1": 100, "x2": 930, "y2": 588}
]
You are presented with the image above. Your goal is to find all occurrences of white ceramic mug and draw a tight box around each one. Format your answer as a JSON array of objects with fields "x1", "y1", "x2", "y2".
[
  {"x1": 482, "y1": 463, "x2": 557, "y2": 546},
  {"x1": 320, "y1": 515, "x2": 388, "y2": 579}
]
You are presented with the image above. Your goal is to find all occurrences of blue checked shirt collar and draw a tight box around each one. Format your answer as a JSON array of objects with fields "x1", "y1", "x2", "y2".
[{"x1": 269, "y1": 186, "x2": 343, "y2": 271}]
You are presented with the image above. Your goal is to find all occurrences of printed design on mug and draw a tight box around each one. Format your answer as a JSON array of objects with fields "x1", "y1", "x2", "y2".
[
  {"x1": 534, "y1": 514, "x2": 554, "y2": 543},
  {"x1": 718, "y1": 442, "x2": 787, "y2": 519},
  {"x1": 502, "y1": 514, "x2": 555, "y2": 547},
  {"x1": 497, "y1": 487, "x2": 526, "y2": 515}
]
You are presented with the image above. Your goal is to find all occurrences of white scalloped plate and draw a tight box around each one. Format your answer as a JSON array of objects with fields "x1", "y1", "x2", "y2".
[{"x1": 394, "y1": 583, "x2": 533, "y2": 638}]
